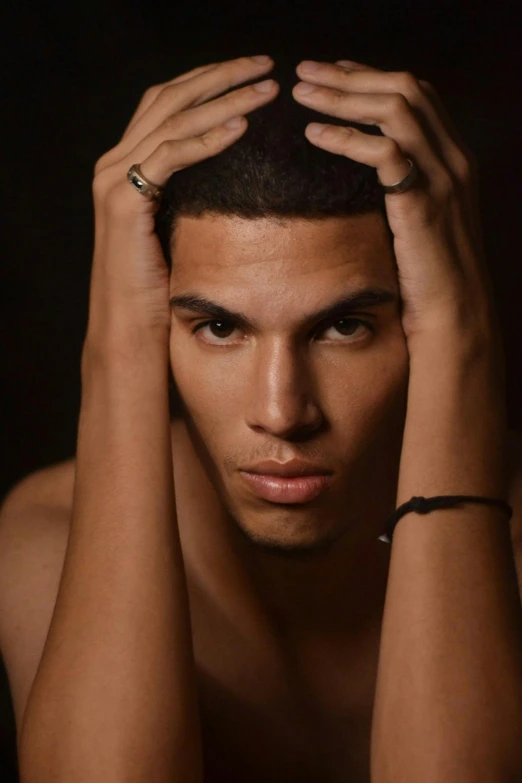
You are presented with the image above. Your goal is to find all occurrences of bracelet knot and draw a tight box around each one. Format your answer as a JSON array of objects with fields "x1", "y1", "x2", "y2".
[{"x1": 379, "y1": 494, "x2": 513, "y2": 545}]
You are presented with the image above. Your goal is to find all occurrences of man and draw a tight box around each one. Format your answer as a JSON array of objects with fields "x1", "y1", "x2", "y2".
[{"x1": 1, "y1": 54, "x2": 522, "y2": 783}]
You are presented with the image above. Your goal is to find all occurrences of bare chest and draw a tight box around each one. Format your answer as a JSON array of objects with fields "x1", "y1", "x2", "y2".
[
  {"x1": 197, "y1": 679, "x2": 374, "y2": 783},
  {"x1": 189, "y1": 586, "x2": 380, "y2": 783}
]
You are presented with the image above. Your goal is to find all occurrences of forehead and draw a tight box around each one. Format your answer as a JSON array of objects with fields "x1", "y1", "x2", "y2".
[{"x1": 169, "y1": 213, "x2": 398, "y2": 309}]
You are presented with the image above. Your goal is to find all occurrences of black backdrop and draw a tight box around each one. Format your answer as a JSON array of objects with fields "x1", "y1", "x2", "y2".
[{"x1": 2, "y1": 1, "x2": 521, "y2": 778}]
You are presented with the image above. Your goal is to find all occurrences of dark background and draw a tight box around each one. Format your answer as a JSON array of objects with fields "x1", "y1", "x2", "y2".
[{"x1": 1, "y1": 0, "x2": 521, "y2": 778}]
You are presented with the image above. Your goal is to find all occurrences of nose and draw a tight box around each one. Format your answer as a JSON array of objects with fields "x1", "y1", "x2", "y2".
[{"x1": 245, "y1": 340, "x2": 324, "y2": 439}]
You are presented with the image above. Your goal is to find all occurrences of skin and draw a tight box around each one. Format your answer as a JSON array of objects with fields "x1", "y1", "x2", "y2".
[{"x1": 167, "y1": 209, "x2": 409, "y2": 651}]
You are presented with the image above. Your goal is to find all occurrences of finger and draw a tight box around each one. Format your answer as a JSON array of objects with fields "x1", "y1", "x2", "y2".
[
  {"x1": 110, "y1": 117, "x2": 249, "y2": 214},
  {"x1": 296, "y1": 61, "x2": 472, "y2": 179},
  {"x1": 117, "y1": 78, "x2": 278, "y2": 178},
  {"x1": 303, "y1": 123, "x2": 417, "y2": 191},
  {"x1": 95, "y1": 75, "x2": 278, "y2": 180},
  {"x1": 154, "y1": 78, "x2": 279, "y2": 142},
  {"x1": 122, "y1": 55, "x2": 275, "y2": 150},
  {"x1": 141, "y1": 117, "x2": 249, "y2": 181},
  {"x1": 293, "y1": 82, "x2": 443, "y2": 181},
  {"x1": 335, "y1": 59, "x2": 471, "y2": 159},
  {"x1": 417, "y1": 79, "x2": 478, "y2": 169},
  {"x1": 122, "y1": 63, "x2": 220, "y2": 138},
  {"x1": 336, "y1": 59, "x2": 378, "y2": 70}
]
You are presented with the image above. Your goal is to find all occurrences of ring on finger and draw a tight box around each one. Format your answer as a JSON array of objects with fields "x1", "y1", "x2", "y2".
[
  {"x1": 127, "y1": 163, "x2": 164, "y2": 201},
  {"x1": 377, "y1": 157, "x2": 420, "y2": 194}
]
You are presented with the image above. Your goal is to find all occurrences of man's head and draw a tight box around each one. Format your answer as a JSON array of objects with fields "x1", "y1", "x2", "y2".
[{"x1": 154, "y1": 61, "x2": 410, "y2": 555}]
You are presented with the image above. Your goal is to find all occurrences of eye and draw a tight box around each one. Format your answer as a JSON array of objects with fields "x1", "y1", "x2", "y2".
[
  {"x1": 319, "y1": 318, "x2": 373, "y2": 341},
  {"x1": 192, "y1": 317, "x2": 374, "y2": 345},
  {"x1": 192, "y1": 320, "x2": 240, "y2": 343}
]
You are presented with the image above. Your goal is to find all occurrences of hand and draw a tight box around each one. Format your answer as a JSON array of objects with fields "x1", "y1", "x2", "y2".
[
  {"x1": 86, "y1": 55, "x2": 279, "y2": 350},
  {"x1": 292, "y1": 58, "x2": 500, "y2": 343}
]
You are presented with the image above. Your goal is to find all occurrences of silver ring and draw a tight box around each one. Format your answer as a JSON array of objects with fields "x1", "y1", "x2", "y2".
[
  {"x1": 126, "y1": 163, "x2": 164, "y2": 201},
  {"x1": 377, "y1": 158, "x2": 419, "y2": 194}
]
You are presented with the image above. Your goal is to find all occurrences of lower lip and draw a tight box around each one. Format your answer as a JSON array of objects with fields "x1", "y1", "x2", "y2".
[{"x1": 239, "y1": 471, "x2": 332, "y2": 503}]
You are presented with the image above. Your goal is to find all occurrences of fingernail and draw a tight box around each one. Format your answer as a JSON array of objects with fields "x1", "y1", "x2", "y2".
[
  {"x1": 299, "y1": 60, "x2": 320, "y2": 72},
  {"x1": 254, "y1": 79, "x2": 275, "y2": 93},
  {"x1": 225, "y1": 116, "x2": 244, "y2": 129},
  {"x1": 295, "y1": 82, "x2": 317, "y2": 94},
  {"x1": 307, "y1": 123, "x2": 327, "y2": 135},
  {"x1": 251, "y1": 55, "x2": 272, "y2": 64},
  {"x1": 336, "y1": 59, "x2": 363, "y2": 68}
]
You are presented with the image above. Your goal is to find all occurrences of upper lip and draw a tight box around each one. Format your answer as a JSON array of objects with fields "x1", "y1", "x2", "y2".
[{"x1": 241, "y1": 459, "x2": 332, "y2": 477}]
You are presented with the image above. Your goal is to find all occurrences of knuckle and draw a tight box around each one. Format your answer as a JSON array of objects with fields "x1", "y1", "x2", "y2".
[
  {"x1": 161, "y1": 112, "x2": 182, "y2": 133},
  {"x1": 93, "y1": 150, "x2": 115, "y2": 175},
  {"x1": 389, "y1": 92, "x2": 409, "y2": 113},
  {"x1": 398, "y1": 70, "x2": 420, "y2": 93},
  {"x1": 454, "y1": 149, "x2": 477, "y2": 182},
  {"x1": 157, "y1": 138, "x2": 178, "y2": 159},
  {"x1": 419, "y1": 78, "x2": 436, "y2": 95},
  {"x1": 92, "y1": 167, "x2": 113, "y2": 200},
  {"x1": 198, "y1": 131, "x2": 217, "y2": 151},
  {"x1": 384, "y1": 137, "x2": 402, "y2": 158},
  {"x1": 143, "y1": 83, "x2": 163, "y2": 101},
  {"x1": 454, "y1": 151, "x2": 470, "y2": 179},
  {"x1": 435, "y1": 169, "x2": 454, "y2": 198},
  {"x1": 339, "y1": 125, "x2": 354, "y2": 139},
  {"x1": 332, "y1": 89, "x2": 345, "y2": 107},
  {"x1": 155, "y1": 82, "x2": 179, "y2": 106}
]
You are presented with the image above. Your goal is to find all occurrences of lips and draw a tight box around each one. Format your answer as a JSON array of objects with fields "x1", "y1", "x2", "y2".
[{"x1": 239, "y1": 471, "x2": 332, "y2": 503}]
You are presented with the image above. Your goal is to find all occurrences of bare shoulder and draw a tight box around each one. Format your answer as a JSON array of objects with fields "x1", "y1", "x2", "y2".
[
  {"x1": 0, "y1": 457, "x2": 77, "y2": 516},
  {"x1": 0, "y1": 458, "x2": 76, "y2": 742}
]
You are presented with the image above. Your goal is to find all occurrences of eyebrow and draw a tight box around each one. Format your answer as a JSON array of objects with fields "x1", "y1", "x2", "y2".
[{"x1": 170, "y1": 287, "x2": 398, "y2": 330}]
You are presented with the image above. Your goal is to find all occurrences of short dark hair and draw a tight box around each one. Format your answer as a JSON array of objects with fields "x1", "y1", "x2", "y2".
[{"x1": 154, "y1": 59, "x2": 392, "y2": 271}]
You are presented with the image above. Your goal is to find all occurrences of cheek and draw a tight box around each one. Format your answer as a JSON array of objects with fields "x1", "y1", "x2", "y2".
[
  {"x1": 326, "y1": 341, "x2": 410, "y2": 438},
  {"x1": 169, "y1": 333, "x2": 243, "y2": 421},
  {"x1": 365, "y1": 347, "x2": 409, "y2": 413}
]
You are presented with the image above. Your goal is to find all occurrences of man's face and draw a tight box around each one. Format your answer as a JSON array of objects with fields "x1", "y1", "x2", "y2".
[{"x1": 168, "y1": 212, "x2": 409, "y2": 552}]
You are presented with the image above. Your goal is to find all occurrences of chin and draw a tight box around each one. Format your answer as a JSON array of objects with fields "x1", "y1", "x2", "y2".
[{"x1": 229, "y1": 506, "x2": 349, "y2": 556}]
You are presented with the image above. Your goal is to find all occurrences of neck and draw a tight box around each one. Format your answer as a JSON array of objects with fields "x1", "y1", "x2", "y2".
[{"x1": 171, "y1": 417, "x2": 394, "y2": 649}]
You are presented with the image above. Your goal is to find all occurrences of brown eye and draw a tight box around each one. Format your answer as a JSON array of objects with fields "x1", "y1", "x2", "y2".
[
  {"x1": 334, "y1": 319, "x2": 360, "y2": 335},
  {"x1": 193, "y1": 320, "x2": 238, "y2": 342},
  {"x1": 320, "y1": 318, "x2": 373, "y2": 341}
]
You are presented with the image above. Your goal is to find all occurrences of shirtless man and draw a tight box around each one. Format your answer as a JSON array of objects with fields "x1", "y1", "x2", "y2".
[{"x1": 1, "y1": 54, "x2": 522, "y2": 783}]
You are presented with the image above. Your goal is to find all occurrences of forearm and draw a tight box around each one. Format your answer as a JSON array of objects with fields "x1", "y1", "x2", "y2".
[
  {"x1": 371, "y1": 324, "x2": 522, "y2": 783},
  {"x1": 19, "y1": 333, "x2": 203, "y2": 783}
]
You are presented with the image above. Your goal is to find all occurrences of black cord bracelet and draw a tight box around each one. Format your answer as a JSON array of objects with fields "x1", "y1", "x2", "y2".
[{"x1": 380, "y1": 494, "x2": 513, "y2": 545}]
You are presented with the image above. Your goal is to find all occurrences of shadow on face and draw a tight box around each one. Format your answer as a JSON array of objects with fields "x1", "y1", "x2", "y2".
[{"x1": 168, "y1": 211, "x2": 410, "y2": 553}]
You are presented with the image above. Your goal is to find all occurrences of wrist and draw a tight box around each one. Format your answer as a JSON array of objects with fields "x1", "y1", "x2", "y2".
[
  {"x1": 406, "y1": 315, "x2": 505, "y2": 379},
  {"x1": 398, "y1": 320, "x2": 508, "y2": 502},
  {"x1": 82, "y1": 323, "x2": 170, "y2": 377},
  {"x1": 404, "y1": 280, "x2": 503, "y2": 351}
]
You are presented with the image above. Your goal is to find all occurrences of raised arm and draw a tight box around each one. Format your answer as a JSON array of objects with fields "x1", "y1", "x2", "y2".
[
  {"x1": 17, "y1": 55, "x2": 279, "y2": 783},
  {"x1": 291, "y1": 57, "x2": 522, "y2": 781}
]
